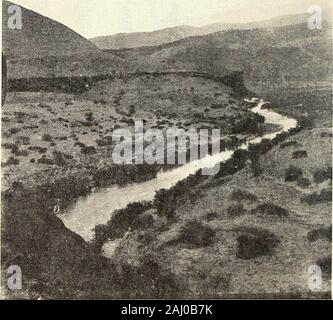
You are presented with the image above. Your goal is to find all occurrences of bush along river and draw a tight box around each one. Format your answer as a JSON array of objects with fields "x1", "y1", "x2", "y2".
[{"x1": 59, "y1": 98, "x2": 298, "y2": 246}]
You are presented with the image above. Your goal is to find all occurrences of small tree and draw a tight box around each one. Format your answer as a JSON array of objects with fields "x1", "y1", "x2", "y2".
[{"x1": 248, "y1": 143, "x2": 262, "y2": 177}]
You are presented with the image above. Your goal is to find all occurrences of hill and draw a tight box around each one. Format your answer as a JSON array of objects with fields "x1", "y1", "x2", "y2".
[
  {"x1": 90, "y1": 11, "x2": 327, "y2": 50},
  {"x1": 2, "y1": 1, "x2": 124, "y2": 79},
  {"x1": 102, "y1": 127, "x2": 332, "y2": 297},
  {"x1": 108, "y1": 22, "x2": 331, "y2": 92},
  {"x1": 2, "y1": 1, "x2": 99, "y2": 58}
]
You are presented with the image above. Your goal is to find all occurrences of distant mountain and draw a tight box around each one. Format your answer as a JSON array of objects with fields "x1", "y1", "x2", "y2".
[
  {"x1": 90, "y1": 11, "x2": 329, "y2": 50},
  {"x1": 2, "y1": 0, "x2": 99, "y2": 59},
  {"x1": 109, "y1": 21, "x2": 331, "y2": 91}
]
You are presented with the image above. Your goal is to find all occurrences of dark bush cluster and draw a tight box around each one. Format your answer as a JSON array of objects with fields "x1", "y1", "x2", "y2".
[
  {"x1": 42, "y1": 133, "x2": 53, "y2": 142},
  {"x1": 280, "y1": 141, "x2": 297, "y2": 149},
  {"x1": 297, "y1": 177, "x2": 311, "y2": 188},
  {"x1": 251, "y1": 203, "x2": 289, "y2": 218},
  {"x1": 292, "y1": 150, "x2": 308, "y2": 159},
  {"x1": 167, "y1": 221, "x2": 216, "y2": 249},
  {"x1": 236, "y1": 226, "x2": 280, "y2": 259},
  {"x1": 307, "y1": 225, "x2": 331, "y2": 242},
  {"x1": 301, "y1": 189, "x2": 332, "y2": 204},
  {"x1": 313, "y1": 167, "x2": 332, "y2": 184},
  {"x1": 2, "y1": 156, "x2": 20, "y2": 167},
  {"x1": 230, "y1": 189, "x2": 258, "y2": 202},
  {"x1": 316, "y1": 256, "x2": 331, "y2": 279},
  {"x1": 93, "y1": 201, "x2": 152, "y2": 252},
  {"x1": 285, "y1": 166, "x2": 303, "y2": 182},
  {"x1": 227, "y1": 203, "x2": 247, "y2": 218}
]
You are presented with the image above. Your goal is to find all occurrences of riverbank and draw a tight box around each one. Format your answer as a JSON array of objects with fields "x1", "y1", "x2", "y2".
[{"x1": 93, "y1": 126, "x2": 331, "y2": 297}]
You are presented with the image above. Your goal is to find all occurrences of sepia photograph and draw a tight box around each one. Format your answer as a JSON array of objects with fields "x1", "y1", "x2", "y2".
[{"x1": 0, "y1": 0, "x2": 332, "y2": 302}]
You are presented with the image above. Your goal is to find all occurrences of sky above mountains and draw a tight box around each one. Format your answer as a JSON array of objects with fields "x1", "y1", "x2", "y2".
[{"x1": 8, "y1": 0, "x2": 332, "y2": 38}]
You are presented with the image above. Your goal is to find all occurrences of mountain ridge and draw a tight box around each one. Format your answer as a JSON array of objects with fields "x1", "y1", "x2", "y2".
[{"x1": 90, "y1": 10, "x2": 331, "y2": 49}]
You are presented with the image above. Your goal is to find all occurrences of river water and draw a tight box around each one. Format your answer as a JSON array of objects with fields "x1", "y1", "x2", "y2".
[{"x1": 59, "y1": 99, "x2": 297, "y2": 242}]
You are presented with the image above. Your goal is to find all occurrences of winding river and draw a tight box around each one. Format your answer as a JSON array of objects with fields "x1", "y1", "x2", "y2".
[{"x1": 59, "y1": 99, "x2": 298, "y2": 242}]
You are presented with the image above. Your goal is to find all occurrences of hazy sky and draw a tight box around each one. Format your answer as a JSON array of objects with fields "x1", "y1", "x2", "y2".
[{"x1": 8, "y1": 0, "x2": 331, "y2": 38}]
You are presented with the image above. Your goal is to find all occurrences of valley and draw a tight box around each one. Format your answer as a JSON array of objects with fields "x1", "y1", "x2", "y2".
[{"x1": 1, "y1": 0, "x2": 331, "y2": 300}]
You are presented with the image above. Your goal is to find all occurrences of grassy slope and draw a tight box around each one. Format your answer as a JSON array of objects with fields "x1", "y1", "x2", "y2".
[
  {"x1": 1, "y1": 74, "x2": 257, "y2": 190},
  {"x1": 111, "y1": 128, "x2": 332, "y2": 297}
]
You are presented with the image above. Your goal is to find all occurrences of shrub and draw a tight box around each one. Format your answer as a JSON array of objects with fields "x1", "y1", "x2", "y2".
[
  {"x1": 301, "y1": 189, "x2": 332, "y2": 204},
  {"x1": 313, "y1": 167, "x2": 332, "y2": 184},
  {"x1": 307, "y1": 226, "x2": 331, "y2": 242},
  {"x1": 93, "y1": 201, "x2": 152, "y2": 251},
  {"x1": 2, "y1": 143, "x2": 18, "y2": 152},
  {"x1": 292, "y1": 150, "x2": 307, "y2": 159},
  {"x1": 13, "y1": 149, "x2": 29, "y2": 157},
  {"x1": 211, "y1": 104, "x2": 223, "y2": 109},
  {"x1": 3, "y1": 157, "x2": 19, "y2": 166},
  {"x1": 42, "y1": 134, "x2": 53, "y2": 142},
  {"x1": 236, "y1": 227, "x2": 280, "y2": 259},
  {"x1": 320, "y1": 132, "x2": 332, "y2": 138},
  {"x1": 9, "y1": 128, "x2": 21, "y2": 135},
  {"x1": 167, "y1": 221, "x2": 215, "y2": 249},
  {"x1": 297, "y1": 177, "x2": 311, "y2": 188},
  {"x1": 53, "y1": 150, "x2": 73, "y2": 166},
  {"x1": 227, "y1": 203, "x2": 247, "y2": 218},
  {"x1": 96, "y1": 136, "x2": 113, "y2": 147},
  {"x1": 16, "y1": 136, "x2": 30, "y2": 145},
  {"x1": 85, "y1": 112, "x2": 94, "y2": 122},
  {"x1": 205, "y1": 211, "x2": 219, "y2": 222},
  {"x1": 28, "y1": 146, "x2": 47, "y2": 154},
  {"x1": 81, "y1": 146, "x2": 97, "y2": 155},
  {"x1": 154, "y1": 189, "x2": 176, "y2": 218},
  {"x1": 37, "y1": 156, "x2": 55, "y2": 165},
  {"x1": 280, "y1": 141, "x2": 297, "y2": 149},
  {"x1": 285, "y1": 166, "x2": 303, "y2": 182},
  {"x1": 230, "y1": 189, "x2": 258, "y2": 202},
  {"x1": 316, "y1": 256, "x2": 331, "y2": 279},
  {"x1": 251, "y1": 203, "x2": 289, "y2": 218}
]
